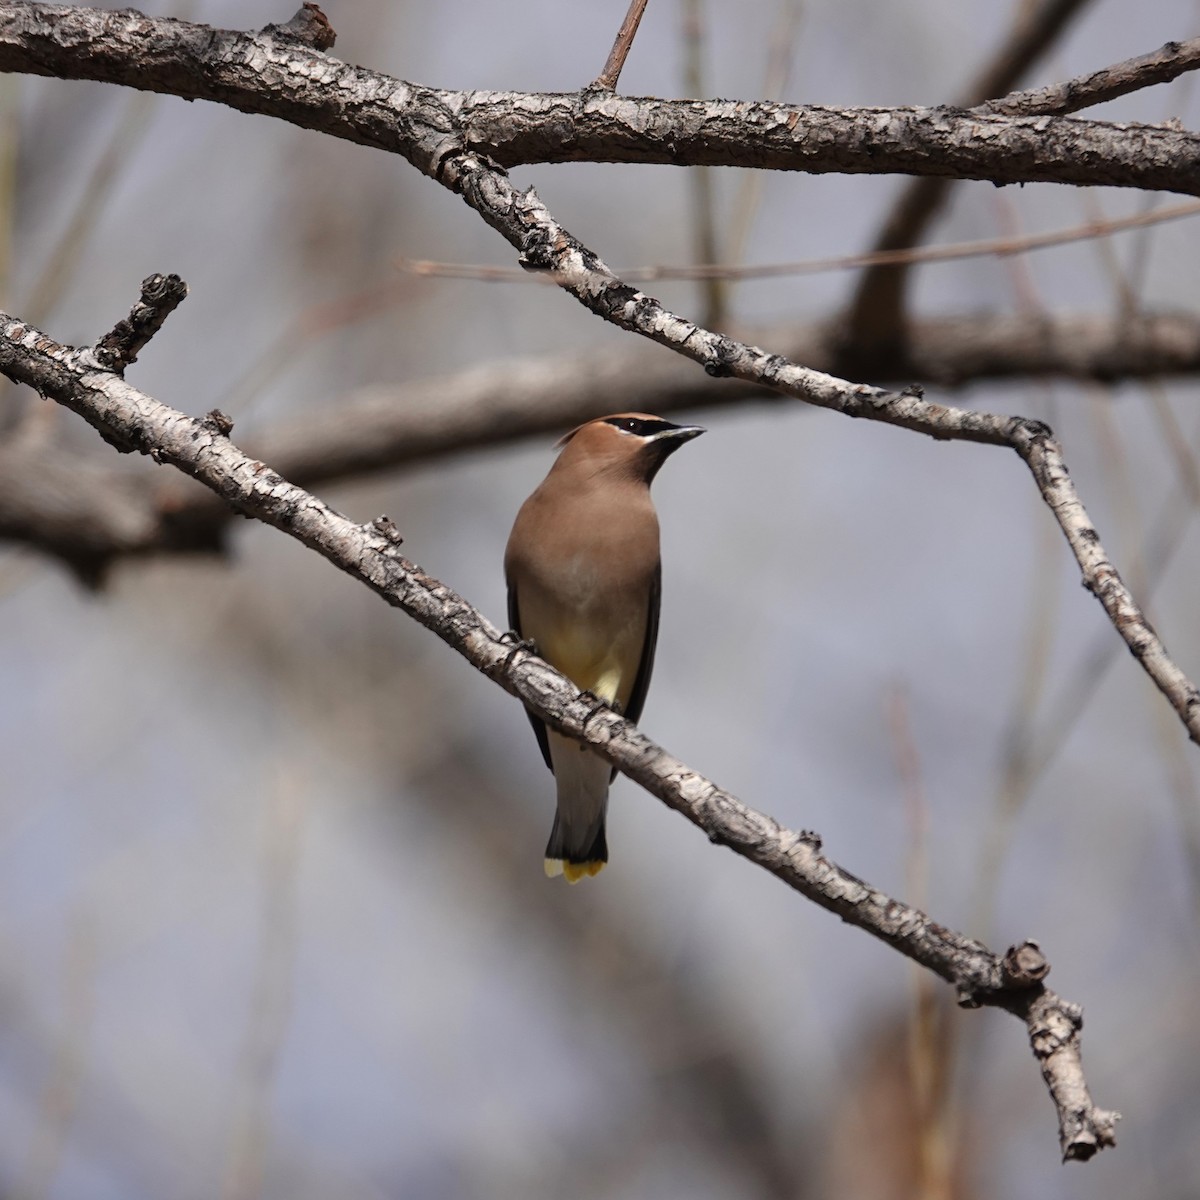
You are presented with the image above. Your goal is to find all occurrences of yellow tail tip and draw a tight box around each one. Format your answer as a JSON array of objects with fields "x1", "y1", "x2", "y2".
[{"x1": 545, "y1": 858, "x2": 606, "y2": 883}]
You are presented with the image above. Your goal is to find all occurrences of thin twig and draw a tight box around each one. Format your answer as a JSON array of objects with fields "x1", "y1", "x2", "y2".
[
  {"x1": 0, "y1": 292, "x2": 1120, "y2": 1161},
  {"x1": 680, "y1": 0, "x2": 724, "y2": 327},
  {"x1": 725, "y1": 0, "x2": 804, "y2": 271},
  {"x1": 395, "y1": 198, "x2": 1200, "y2": 284},
  {"x1": 592, "y1": 0, "x2": 650, "y2": 90}
]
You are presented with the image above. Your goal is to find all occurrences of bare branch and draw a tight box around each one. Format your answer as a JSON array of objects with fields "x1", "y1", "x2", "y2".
[
  {"x1": 0, "y1": 6, "x2": 1196, "y2": 196},
  {"x1": 592, "y1": 0, "x2": 650, "y2": 91},
  {"x1": 980, "y1": 35, "x2": 1200, "y2": 118},
  {"x1": 0, "y1": 296, "x2": 1120, "y2": 1162}
]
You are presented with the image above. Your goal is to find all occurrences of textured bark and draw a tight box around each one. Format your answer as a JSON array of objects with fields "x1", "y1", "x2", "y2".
[
  {"x1": 0, "y1": 5, "x2": 1197, "y2": 195},
  {"x1": 0, "y1": 292, "x2": 1120, "y2": 1162}
]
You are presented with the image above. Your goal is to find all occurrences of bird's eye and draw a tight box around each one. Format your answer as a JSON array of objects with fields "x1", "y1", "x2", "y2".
[{"x1": 605, "y1": 416, "x2": 667, "y2": 437}]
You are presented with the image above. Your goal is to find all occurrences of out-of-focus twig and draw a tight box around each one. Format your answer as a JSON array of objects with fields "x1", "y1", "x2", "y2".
[
  {"x1": 724, "y1": 0, "x2": 804, "y2": 271},
  {"x1": 888, "y1": 684, "x2": 958, "y2": 1200},
  {"x1": 9, "y1": 301, "x2": 1200, "y2": 583},
  {"x1": 681, "y1": 0, "x2": 724, "y2": 327},
  {"x1": 395, "y1": 199, "x2": 1200, "y2": 284},
  {"x1": 221, "y1": 764, "x2": 306, "y2": 1200},
  {"x1": 20, "y1": 93, "x2": 157, "y2": 331},
  {"x1": 15, "y1": 915, "x2": 96, "y2": 1200},
  {"x1": 0, "y1": 75, "x2": 18, "y2": 313}
]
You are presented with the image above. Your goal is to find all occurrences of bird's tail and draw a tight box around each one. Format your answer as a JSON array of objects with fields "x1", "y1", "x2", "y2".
[
  {"x1": 544, "y1": 733, "x2": 611, "y2": 882},
  {"x1": 544, "y1": 815, "x2": 608, "y2": 883}
]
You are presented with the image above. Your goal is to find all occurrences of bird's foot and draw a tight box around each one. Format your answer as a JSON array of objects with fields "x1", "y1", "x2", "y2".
[
  {"x1": 576, "y1": 689, "x2": 612, "y2": 728},
  {"x1": 499, "y1": 631, "x2": 538, "y2": 670}
]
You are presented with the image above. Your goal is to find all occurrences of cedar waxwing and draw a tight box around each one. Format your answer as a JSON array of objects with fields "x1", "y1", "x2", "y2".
[{"x1": 505, "y1": 413, "x2": 705, "y2": 882}]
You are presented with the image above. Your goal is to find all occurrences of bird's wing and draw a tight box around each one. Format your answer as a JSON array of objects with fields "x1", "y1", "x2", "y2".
[
  {"x1": 508, "y1": 580, "x2": 553, "y2": 771},
  {"x1": 612, "y1": 563, "x2": 661, "y2": 782}
]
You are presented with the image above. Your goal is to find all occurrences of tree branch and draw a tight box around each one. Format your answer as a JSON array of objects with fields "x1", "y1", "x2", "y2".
[
  {"x1": 980, "y1": 35, "x2": 1200, "y2": 118},
  {"x1": 0, "y1": 5, "x2": 1196, "y2": 195},
  {"x1": 0, "y1": 285, "x2": 1120, "y2": 1161},
  {"x1": 409, "y1": 118, "x2": 1200, "y2": 748}
]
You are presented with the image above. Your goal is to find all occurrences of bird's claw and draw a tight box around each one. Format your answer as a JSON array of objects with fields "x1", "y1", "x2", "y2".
[{"x1": 500, "y1": 632, "x2": 537, "y2": 670}]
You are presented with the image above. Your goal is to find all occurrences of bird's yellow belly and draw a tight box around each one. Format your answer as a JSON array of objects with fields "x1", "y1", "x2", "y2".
[{"x1": 538, "y1": 621, "x2": 630, "y2": 705}]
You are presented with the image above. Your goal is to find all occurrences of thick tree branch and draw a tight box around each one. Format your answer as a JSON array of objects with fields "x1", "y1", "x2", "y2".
[
  {"x1": 0, "y1": 289, "x2": 1120, "y2": 1161},
  {"x1": 0, "y1": 5, "x2": 1197, "y2": 196}
]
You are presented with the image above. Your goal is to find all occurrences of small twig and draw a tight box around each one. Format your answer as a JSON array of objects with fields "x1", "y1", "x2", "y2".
[
  {"x1": 591, "y1": 0, "x2": 650, "y2": 91},
  {"x1": 262, "y1": 3, "x2": 335, "y2": 52},
  {"x1": 979, "y1": 35, "x2": 1200, "y2": 117},
  {"x1": 0, "y1": 294, "x2": 1120, "y2": 1160},
  {"x1": 90, "y1": 272, "x2": 188, "y2": 375}
]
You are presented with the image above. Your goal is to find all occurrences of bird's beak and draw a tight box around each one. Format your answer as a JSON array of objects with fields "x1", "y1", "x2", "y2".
[{"x1": 651, "y1": 424, "x2": 705, "y2": 446}]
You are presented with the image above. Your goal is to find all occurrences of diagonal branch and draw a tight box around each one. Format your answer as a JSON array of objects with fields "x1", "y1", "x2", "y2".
[{"x1": 0, "y1": 286, "x2": 1120, "y2": 1162}]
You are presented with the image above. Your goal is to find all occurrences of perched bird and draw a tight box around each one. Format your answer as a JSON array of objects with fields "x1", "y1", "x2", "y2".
[{"x1": 504, "y1": 413, "x2": 704, "y2": 882}]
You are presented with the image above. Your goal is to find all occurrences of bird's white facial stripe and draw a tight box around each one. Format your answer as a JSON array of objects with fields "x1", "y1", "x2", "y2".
[{"x1": 604, "y1": 416, "x2": 681, "y2": 440}]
